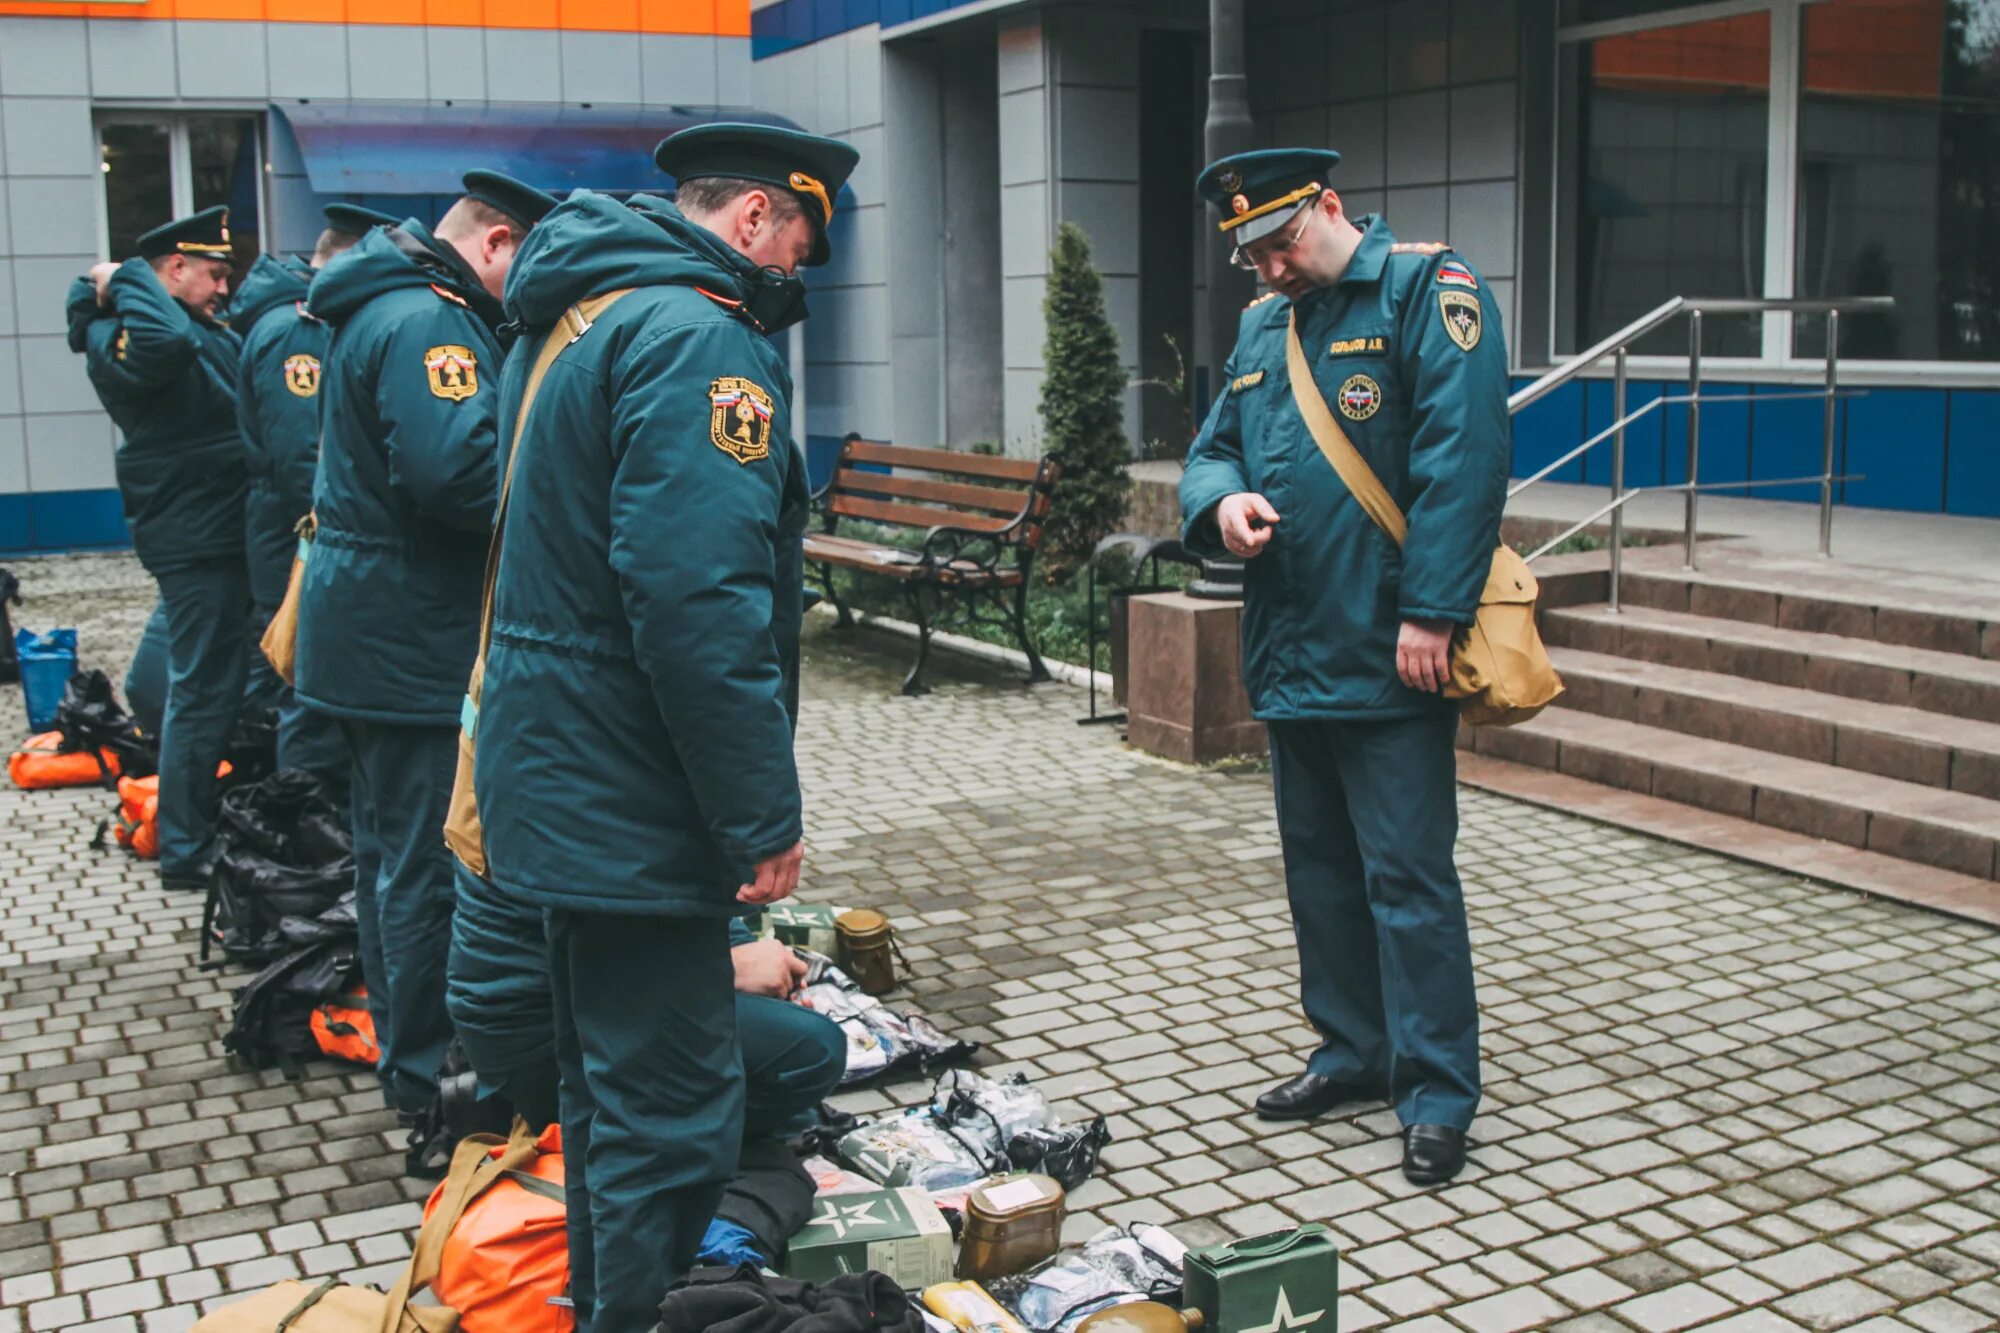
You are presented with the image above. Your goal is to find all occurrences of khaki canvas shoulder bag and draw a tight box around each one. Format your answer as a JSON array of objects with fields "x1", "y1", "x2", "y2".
[
  {"x1": 259, "y1": 512, "x2": 316, "y2": 685},
  {"x1": 1284, "y1": 310, "x2": 1563, "y2": 728},
  {"x1": 444, "y1": 288, "x2": 633, "y2": 876}
]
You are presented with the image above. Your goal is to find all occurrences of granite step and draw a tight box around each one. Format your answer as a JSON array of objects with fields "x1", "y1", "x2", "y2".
[
  {"x1": 1461, "y1": 709, "x2": 2000, "y2": 880},
  {"x1": 1547, "y1": 647, "x2": 2000, "y2": 799},
  {"x1": 1616, "y1": 566, "x2": 2000, "y2": 659},
  {"x1": 1543, "y1": 604, "x2": 2000, "y2": 723}
]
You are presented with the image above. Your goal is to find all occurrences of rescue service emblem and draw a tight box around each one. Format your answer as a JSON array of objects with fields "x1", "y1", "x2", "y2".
[
  {"x1": 1439, "y1": 291, "x2": 1482, "y2": 352},
  {"x1": 1338, "y1": 374, "x2": 1383, "y2": 422},
  {"x1": 710, "y1": 376, "x2": 774, "y2": 464},
  {"x1": 425, "y1": 345, "x2": 479, "y2": 402},
  {"x1": 283, "y1": 353, "x2": 321, "y2": 398}
]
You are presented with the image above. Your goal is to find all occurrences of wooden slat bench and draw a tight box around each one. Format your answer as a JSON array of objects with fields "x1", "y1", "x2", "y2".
[{"x1": 806, "y1": 433, "x2": 1061, "y2": 696}]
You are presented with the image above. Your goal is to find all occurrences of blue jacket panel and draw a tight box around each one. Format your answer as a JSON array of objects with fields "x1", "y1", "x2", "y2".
[
  {"x1": 474, "y1": 194, "x2": 808, "y2": 918},
  {"x1": 66, "y1": 259, "x2": 246, "y2": 574},
  {"x1": 295, "y1": 223, "x2": 504, "y2": 724},
  {"x1": 1180, "y1": 217, "x2": 1510, "y2": 720},
  {"x1": 231, "y1": 254, "x2": 326, "y2": 608}
]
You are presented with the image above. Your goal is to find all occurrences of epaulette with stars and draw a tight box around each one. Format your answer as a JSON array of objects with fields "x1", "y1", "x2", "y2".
[
  {"x1": 1390, "y1": 241, "x2": 1450, "y2": 255},
  {"x1": 430, "y1": 284, "x2": 470, "y2": 308},
  {"x1": 1245, "y1": 291, "x2": 1279, "y2": 309}
]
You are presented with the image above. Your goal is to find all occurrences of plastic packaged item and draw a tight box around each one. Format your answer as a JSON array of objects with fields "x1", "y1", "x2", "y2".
[
  {"x1": 838, "y1": 1109, "x2": 995, "y2": 1191},
  {"x1": 958, "y1": 1174, "x2": 1066, "y2": 1280},
  {"x1": 16, "y1": 628, "x2": 76, "y2": 733},
  {"x1": 794, "y1": 955, "x2": 976, "y2": 1085},
  {"x1": 837, "y1": 908, "x2": 898, "y2": 993},
  {"x1": 988, "y1": 1225, "x2": 1189, "y2": 1333},
  {"x1": 925, "y1": 1281, "x2": 1031, "y2": 1333},
  {"x1": 934, "y1": 1071, "x2": 1111, "y2": 1190}
]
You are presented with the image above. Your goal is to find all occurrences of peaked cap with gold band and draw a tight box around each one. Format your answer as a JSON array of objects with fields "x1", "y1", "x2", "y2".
[
  {"x1": 1196, "y1": 147, "x2": 1343, "y2": 247},
  {"x1": 460, "y1": 170, "x2": 561, "y2": 230},
  {"x1": 322, "y1": 202, "x2": 403, "y2": 237},
  {"x1": 136, "y1": 205, "x2": 233, "y2": 261},
  {"x1": 653, "y1": 122, "x2": 861, "y2": 268}
]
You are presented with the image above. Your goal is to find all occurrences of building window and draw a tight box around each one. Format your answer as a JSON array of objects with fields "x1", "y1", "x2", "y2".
[
  {"x1": 1564, "y1": 11, "x2": 1773, "y2": 356},
  {"x1": 1557, "y1": 0, "x2": 2000, "y2": 368},
  {"x1": 1793, "y1": 0, "x2": 2000, "y2": 361},
  {"x1": 97, "y1": 113, "x2": 265, "y2": 275}
]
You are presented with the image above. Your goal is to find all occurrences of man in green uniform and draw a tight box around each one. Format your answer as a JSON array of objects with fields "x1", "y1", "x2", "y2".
[
  {"x1": 471, "y1": 124, "x2": 856, "y2": 1332},
  {"x1": 231, "y1": 205, "x2": 394, "y2": 793},
  {"x1": 66, "y1": 206, "x2": 247, "y2": 891},
  {"x1": 1180, "y1": 149, "x2": 1508, "y2": 1186},
  {"x1": 298, "y1": 172, "x2": 557, "y2": 1122}
]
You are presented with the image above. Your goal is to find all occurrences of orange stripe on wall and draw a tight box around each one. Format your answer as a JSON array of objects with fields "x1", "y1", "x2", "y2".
[{"x1": 0, "y1": 0, "x2": 745, "y2": 30}]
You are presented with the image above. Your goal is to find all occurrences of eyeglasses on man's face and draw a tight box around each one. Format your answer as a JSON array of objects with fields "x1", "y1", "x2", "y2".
[{"x1": 1230, "y1": 202, "x2": 1315, "y2": 271}]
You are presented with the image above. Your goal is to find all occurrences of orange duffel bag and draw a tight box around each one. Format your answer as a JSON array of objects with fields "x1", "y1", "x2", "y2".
[
  {"x1": 9, "y1": 730, "x2": 120, "y2": 789},
  {"x1": 310, "y1": 987, "x2": 380, "y2": 1067},
  {"x1": 422, "y1": 1120, "x2": 572, "y2": 1332}
]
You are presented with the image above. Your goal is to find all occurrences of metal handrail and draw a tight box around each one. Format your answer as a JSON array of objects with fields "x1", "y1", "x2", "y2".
[{"x1": 1506, "y1": 295, "x2": 1894, "y2": 610}]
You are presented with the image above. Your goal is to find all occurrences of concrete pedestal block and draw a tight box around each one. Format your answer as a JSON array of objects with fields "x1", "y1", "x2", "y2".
[{"x1": 1125, "y1": 592, "x2": 1267, "y2": 764}]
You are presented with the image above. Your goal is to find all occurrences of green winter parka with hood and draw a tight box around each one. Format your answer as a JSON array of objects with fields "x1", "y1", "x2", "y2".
[
  {"x1": 230, "y1": 253, "x2": 325, "y2": 608},
  {"x1": 473, "y1": 192, "x2": 809, "y2": 917}
]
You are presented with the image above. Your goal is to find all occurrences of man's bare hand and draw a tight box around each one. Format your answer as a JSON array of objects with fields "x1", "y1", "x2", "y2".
[
  {"x1": 1397, "y1": 618, "x2": 1455, "y2": 694},
  {"x1": 736, "y1": 840, "x2": 803, "y2": 906},
  {"x1": 90, "y1": 262, "x2": 119, "y2": 306},
  {"x1": 1217, "y1": 493, "x2": 1280, "y2": 558},
  {"x1": 732, "y1": 938, "x2": 809, "y2": 998}
]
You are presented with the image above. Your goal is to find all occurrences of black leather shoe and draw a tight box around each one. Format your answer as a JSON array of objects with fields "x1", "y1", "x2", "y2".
[
  {"x1": 1254, "y1": 1073, "x2": 1379, "y2": 1121},
  {"x1": 1402, "y1": 1124, "x2": 1467, "y2": 1185}
]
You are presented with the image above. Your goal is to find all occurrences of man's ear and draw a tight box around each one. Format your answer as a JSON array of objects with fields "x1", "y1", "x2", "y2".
[{"x1": 485, "y1": 224, "x2": 516, "y2": 263}]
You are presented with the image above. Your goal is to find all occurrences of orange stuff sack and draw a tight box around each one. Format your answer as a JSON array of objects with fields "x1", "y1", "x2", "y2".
[
  {"x1": 111, "y1": 775, "x2": 161, "y2": 860},
  {"x1": 423, "y1": 1121, "x2": 572, "y2": 1332},
  {"x1": 9, "y1": 731, "x2": 119, "y2": 789},
  {"x1": 310, "y1": 988, "x2": 380, "y2": 1067}
]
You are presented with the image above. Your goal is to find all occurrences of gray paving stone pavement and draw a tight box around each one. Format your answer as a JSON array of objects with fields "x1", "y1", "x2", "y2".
[{"x1": 2, "y1": 552, "x2": 1997, "y2": 1332}]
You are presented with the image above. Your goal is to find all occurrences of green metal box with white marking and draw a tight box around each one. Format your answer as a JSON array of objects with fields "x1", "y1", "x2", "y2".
[
  {"x1": 1182, "y1": 1226, "x2": 1340, "y2": 1333},
  {"x1": 783, "y1": 1186, "x2": 955, "y2": 1290},
  {"x1": 765, "y1": 902, "x2": 845, "y2": 955}
]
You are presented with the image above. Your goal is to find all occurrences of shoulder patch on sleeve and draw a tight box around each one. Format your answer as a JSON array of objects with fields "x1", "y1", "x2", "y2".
[
  {"x1": 283, "y1": 352, "x2": 322, "y2": 397},
  {"x1": 1435, "y1": 259, "x2": 1479, "y2": 290},
  {"x1": 1390, "y1": 241, "x2": 1450, "y2": 255},
  {"x1": 710, "y1": 376, "x2": 774, "y2": 464},
  {"x1": 429, "y1": 283, "x2": 470, "y2": 308},
  {"x1": 1438, "y1": 291, "x2": 1482, "y2": 351},
  {"x1": 424, "y1": 344, "x2": 479, "y2": 401},
  {"x1": 114, "y1": 328, "x2": 130, "y2": 362}
]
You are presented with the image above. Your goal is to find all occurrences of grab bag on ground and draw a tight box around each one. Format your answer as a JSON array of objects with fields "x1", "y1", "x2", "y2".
[
  {"x1": 422, "y1": 1119, "x2": 572, "y2": 1332},
  {"x1": 310, "y1": 986, "x2": 379, "y2": 1067}
]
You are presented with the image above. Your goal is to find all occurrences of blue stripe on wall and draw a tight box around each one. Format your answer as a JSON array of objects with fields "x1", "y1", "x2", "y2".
[
  {"x1": 0, "y1": 488, "x2": 133, "y2": 555},
  {"x1": 753, "y1": 0, "x2": 980, "y2": 58},
  {"x1": 1946, "y1": 391, "x2": 2000, "y2": 519}
]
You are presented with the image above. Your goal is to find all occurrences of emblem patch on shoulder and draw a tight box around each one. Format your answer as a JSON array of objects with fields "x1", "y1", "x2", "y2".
[
  {"x1": 114, "y1": 328, "x2": 130, "y2": 362},
  {"x1": 1439, "y1": 291, "x2": 1482, "y2": 352},
  {"x1": 1435, "y1": 259, "x2": 1478, "y2": 289},
  {"x1": 710, "y1": 377, "x2": 774, "y2": 464},
  {"x1": 425, "y1": 345, "x2": 479, "y2": 402},
  {"x1": 1232, "y1": 370, "x2": 1266, "y2": 392},
  {"x1": 283, "y1": 353, "x2": 321, "y2": 398},
  {"x1": 1338, "y1": 374, "x2": 1383, "y2": 422}
]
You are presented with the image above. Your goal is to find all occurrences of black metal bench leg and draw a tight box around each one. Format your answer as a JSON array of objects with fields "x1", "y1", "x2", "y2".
[
  {"x1": 815, "y1": 562, "x2": 855, "y2": 627},
  {"x1": 901, "y1": 583, "x2": 935, "y2": 697},
  {"x1": 1010, "y1": 579, "x2": 1051, "y2": 685}
]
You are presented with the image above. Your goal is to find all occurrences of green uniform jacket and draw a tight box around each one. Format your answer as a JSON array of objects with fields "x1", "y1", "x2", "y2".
[
  {"x1": 231, "y1": 254, "x2": 326, "y2": 609},
  {"x1": 296, "y1": 222, "x2": 504, "y2": 724},
  {"x1": 475, "y1": 192, "x2": 808, "y2": 917},
  {"x1": 65, "y1": 259, "x2": 246, "y2": 574},
  {"x1": 1180, "y1": 217, "x2": 1509, "y2": 720}
]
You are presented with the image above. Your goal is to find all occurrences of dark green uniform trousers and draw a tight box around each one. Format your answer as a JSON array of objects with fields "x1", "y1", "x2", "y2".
[
  {"x1": 154, "y1": 559, "x2": 250, "y2": 877},
  {"x1": 447, "y1": 864, "x2": 845, "y2": 1136},
  {"x1": 339, "y1": 720, "x2": 457, "y2": 1113},
  {"x1": 126, "y1": 600, "x2": 169, "y2": 739},
  {"x1": 1268, "y1": 710, "x2": 1481, "y2": 1131},
  {"x1": 548, "y1": 910, "x2": 742, "y2": 1333}
]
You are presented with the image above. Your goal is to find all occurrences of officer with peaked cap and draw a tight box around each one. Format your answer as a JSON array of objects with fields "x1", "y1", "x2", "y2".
[
  {"x1": 1180, "y1": 148, "x2": 1508, "y2": 1186},
  {"x1": 298, "y1": 171, "x2": 558, "y2": 1137},
  {"x1": 469, "y1": 124, "x2": 855, "y2": 1329},
  {"x1": 65, "y1": 205, "x2": 248, "y2": 891},
  {"x1": 229, "y1": 205, "x2": 383, "y2": 794}
]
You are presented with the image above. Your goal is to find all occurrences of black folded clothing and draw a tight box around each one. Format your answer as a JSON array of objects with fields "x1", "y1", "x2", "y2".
[{"x1": 660, "y1": 1263, "x2": 926, "y2": 1333}]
